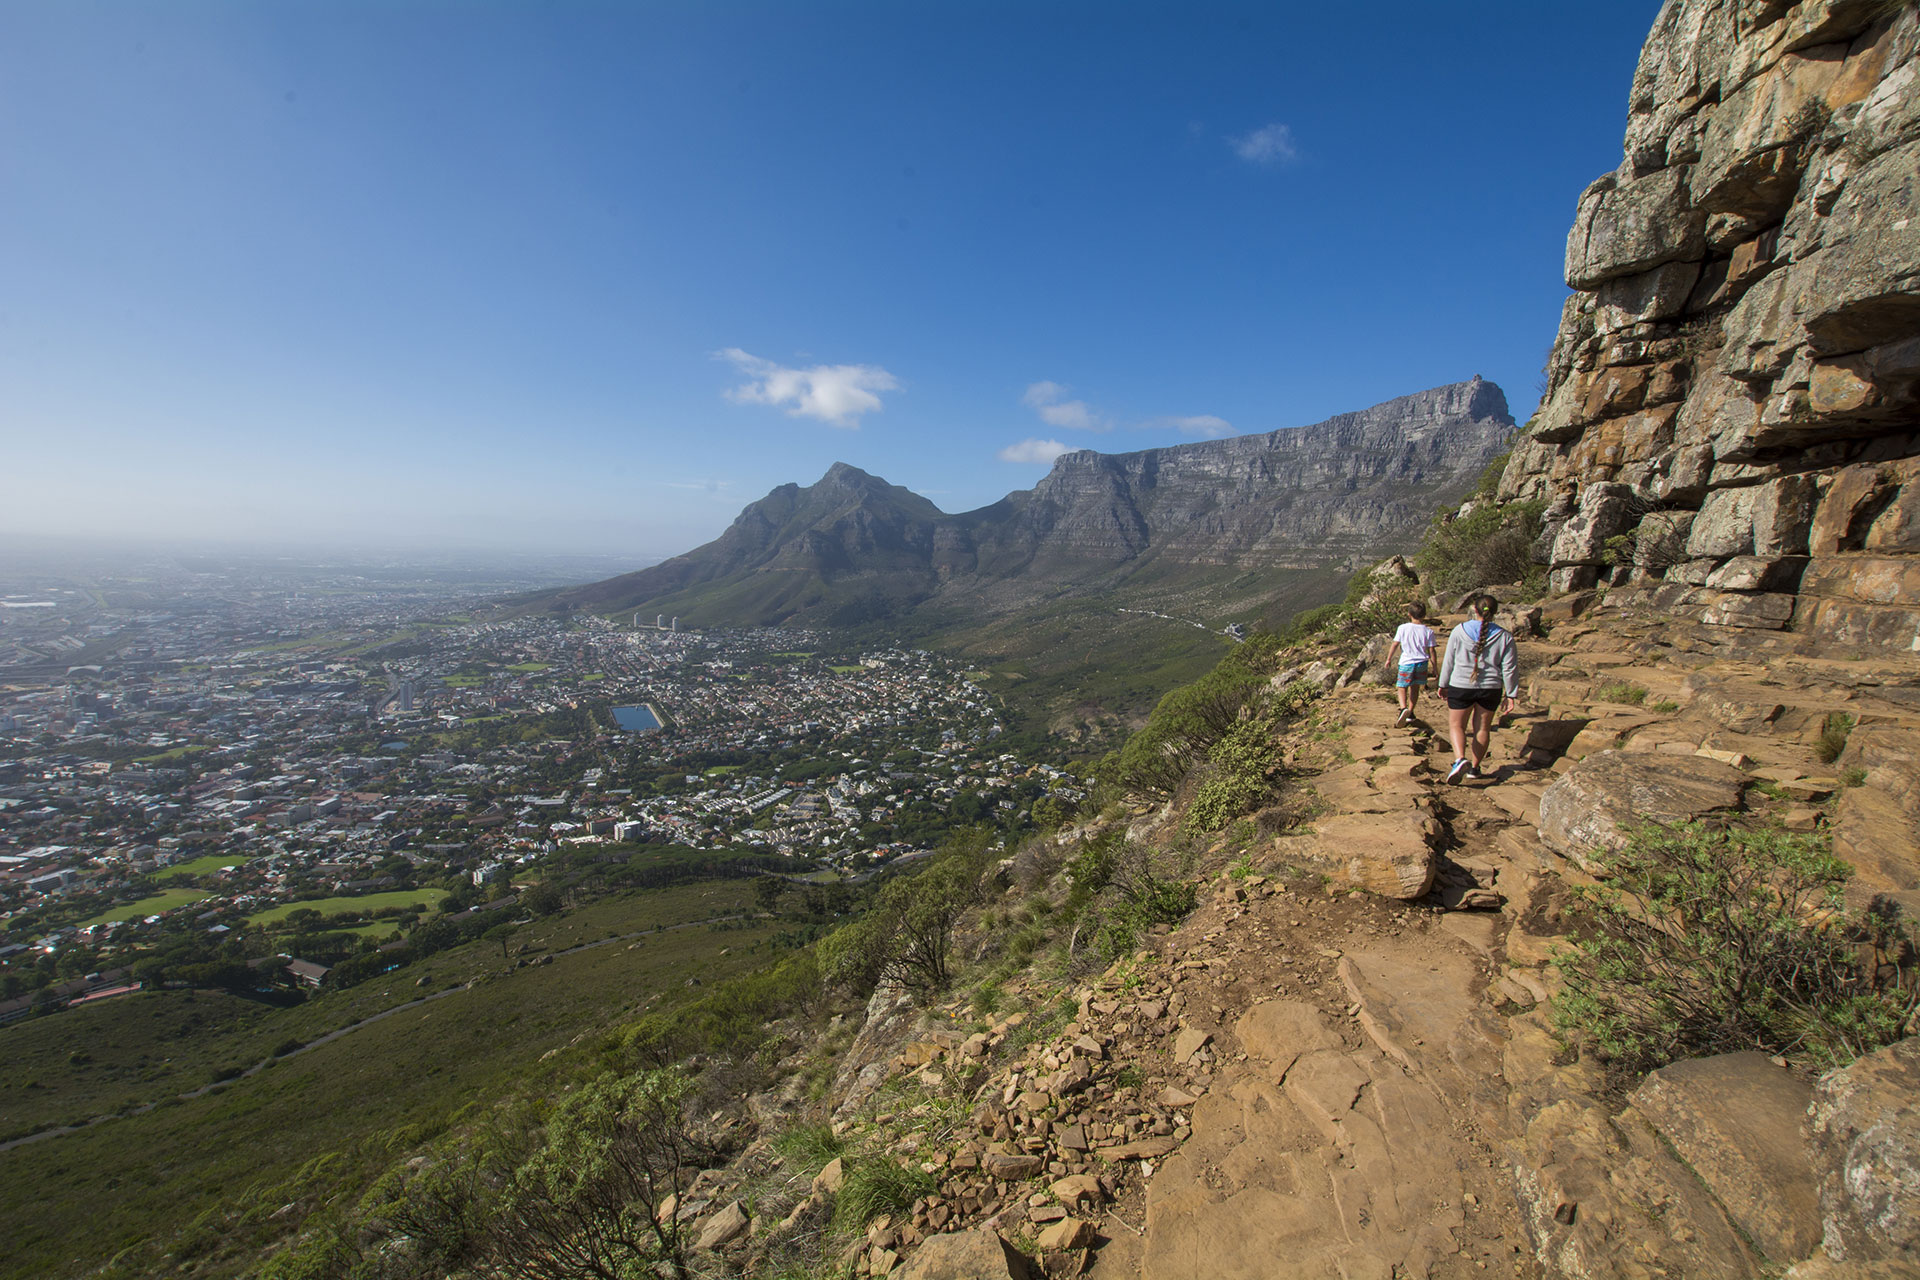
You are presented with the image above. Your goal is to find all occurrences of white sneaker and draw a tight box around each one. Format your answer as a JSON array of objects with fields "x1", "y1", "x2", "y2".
[
  {"x1": 1396, "y1": 708, "x2": 1412, "y2": 727},
  {"x1": 1447, "y1": 759, "x2": 1470, "y2": 785}
]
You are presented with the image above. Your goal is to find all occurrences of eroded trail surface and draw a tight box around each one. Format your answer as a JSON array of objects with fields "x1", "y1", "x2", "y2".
[{"x1": 1103, "y1": 602, "x2": 1920, "y2": 1280}]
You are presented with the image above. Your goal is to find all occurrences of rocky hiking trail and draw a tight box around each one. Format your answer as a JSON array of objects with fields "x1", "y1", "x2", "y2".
[{"x1": 685, "y1": 595, "x2": 1920, "y2": 1280}]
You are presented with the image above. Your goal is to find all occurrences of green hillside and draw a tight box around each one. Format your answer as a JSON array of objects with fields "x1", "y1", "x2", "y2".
[{"x1": 0, "y1": 881, "x2": 775, "y2": 1280}]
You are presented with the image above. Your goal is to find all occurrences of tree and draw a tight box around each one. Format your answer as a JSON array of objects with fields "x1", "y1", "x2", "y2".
[
  {"x1": 483, "y1": 1069, "x2": 708, "y2": 1280},
  {"x1": 752, "y1": 875, "x2": 786, "y2": 915},
  {"x1": 483, "y1": 922, "x2": 517, "y2": 962},
  {"x1": 821, "y1": 853, "x2": 982, "y2": 996}
]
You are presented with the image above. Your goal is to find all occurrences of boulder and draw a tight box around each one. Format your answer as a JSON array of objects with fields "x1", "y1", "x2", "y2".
[
  {"x1": 1537, "y1": 750, "x2": 1749, "y2": 871},
  {"x1": 1629, "y1": 1052, "x2": 1820, "y2": 1263},
  {"x1": 813, "y1": 1156, "x2": 846, "y2": 1195},
  {"x1": 1171, "y1": 1026, "x2": 1211, "y2": 1064},
  {"x1": 1804, "y1": 145, "x2": 1920, "y2": 356},
  {"x1": 1687, "y1": 485, "x2": 1763, "y2": 560},
  {"x1": 1831, "y1": 786, "x2": 1920, "y2": 901},
  {"x1": 1807, "y1": 1037, "x2": 1920, "y2": 1265},
  {"x1": 693, "y1": 1200, "x2": 749, "y2": 1251},
  {"x1": 1035, "y1": 1216, "x2": 1094, "y2": 1252},
  {"x1": 983, "y1": 1150, "x2": 1044, "y2": 1180},
  {"x1": 1282, "y1": 811, "x2": 1438, "y2": 899},
  {"x1": 900, "y1": 1229, "x2": 1036, "y2": 1280}
]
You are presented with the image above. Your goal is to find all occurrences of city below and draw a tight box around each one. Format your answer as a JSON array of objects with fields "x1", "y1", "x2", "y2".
[{"x1": 0, "y1": 549, "x2": 1082, "y2": 1022}]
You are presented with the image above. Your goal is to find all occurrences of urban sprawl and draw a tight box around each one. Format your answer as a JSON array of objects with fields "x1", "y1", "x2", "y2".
[{"x1": 0, "y1": 560, "x2": 1082, "y2": 1020}]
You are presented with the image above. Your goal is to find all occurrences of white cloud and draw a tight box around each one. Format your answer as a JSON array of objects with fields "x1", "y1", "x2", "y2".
[
  {"x1": 998, "y1": 438, "x2": 1072, "y2": 464},
  {"x1": 1021, "y1": 380, "x2": 1110, "y2": 432},
  {"x1": 716, "y1": 348, "x2": 900, "y2": 428},
  {"x1": 1231, "y1": 122, "x2": 1298, "y2": 166},
  {"x1": 1150, "y1": 414, "x2": 1235, "y2": 438},
  {"x1": 660, "y1": 479, "x2": 734, "y2": 496}
]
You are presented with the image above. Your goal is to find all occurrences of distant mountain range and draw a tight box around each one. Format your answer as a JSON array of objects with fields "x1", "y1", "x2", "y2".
[{"x1": 543, "y1": 378, "x2": 1518, "y2": 631}]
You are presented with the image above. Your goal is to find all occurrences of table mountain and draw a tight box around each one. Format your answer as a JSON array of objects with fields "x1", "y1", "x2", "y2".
[{"x1": 550, "y1": 378, "x2": 1516, "y2": 628}]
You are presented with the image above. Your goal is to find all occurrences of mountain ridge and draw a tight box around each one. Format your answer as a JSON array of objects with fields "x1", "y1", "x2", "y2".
[{"x1": 549, "y1": 378, "x2": 1517, "y2": 627}]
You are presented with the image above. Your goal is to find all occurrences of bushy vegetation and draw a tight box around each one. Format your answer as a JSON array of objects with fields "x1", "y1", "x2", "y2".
[
  {"x1": 1553, "y1": 821, "x2": 1919, "y2": 1089},
  {"x1": 1413, "y1": 496, "x2": 1547, "y2": 601},
  {"x1": 483, "y1": 1069, "x2": 707, "y2": 1280},
  {"x1": 817, "y1": 834, "x2": 993, "y2": 996},
  {"x1": 1060, "y1": 833, "x2": 1198, "y2": 965},
  {"x1": 1109, "y1": 633, "x2": 1282, "y2": 797},
  {"x1": 770, "y1": 1123, "x2": 842, "y2": 1175}
]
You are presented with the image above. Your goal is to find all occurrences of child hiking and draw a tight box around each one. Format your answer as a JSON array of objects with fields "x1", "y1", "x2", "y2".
[
  {"x1": 1385, "y1": 601, "x2": 1436, "y2": 727},
  {"x1": 1437, "y1": 594, "x2": 1520, "y2": 784}
]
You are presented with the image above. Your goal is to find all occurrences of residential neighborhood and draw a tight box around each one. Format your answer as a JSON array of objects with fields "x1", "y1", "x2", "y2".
[{"x1": 1, "y1": 557, "x2": 1084, "y2": 1017}]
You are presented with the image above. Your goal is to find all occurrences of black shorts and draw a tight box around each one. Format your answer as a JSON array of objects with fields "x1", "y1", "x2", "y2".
[{"x1": 1443, "y1": 686, "x2": 1503, "y2": 712}]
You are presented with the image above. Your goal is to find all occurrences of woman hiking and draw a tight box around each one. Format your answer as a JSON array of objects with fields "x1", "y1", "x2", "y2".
[{"x1": 1437, "y1": 594, "x2": 1519, "y2": 784}]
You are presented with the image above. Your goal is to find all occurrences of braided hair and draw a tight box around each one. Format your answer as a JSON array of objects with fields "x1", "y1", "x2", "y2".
[{"x1": 1469, "y1": 594, "x2": 1500, "y2": 669}]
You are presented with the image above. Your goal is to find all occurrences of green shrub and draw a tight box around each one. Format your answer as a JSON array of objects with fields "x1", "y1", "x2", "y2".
[
  {"x1": 1595, "y1": 681, "x2": 1648, "y2": 706},
  {"x1": 1073, "y1": 843, "x2": 1197, "y2": 964},
  {"x1": 1840, "y1": 766, "x2": 1868, "y2": 788},
  {"x1": 1274, "y1": 602, "x2": 1341, "y2": 645},
  {"x1": 1553, "y1": 821, "x2": 1918, "y2": 1088},
  {"x1": 832, "y1": 1158, "x2": 937, "y2": 1231},
  {"x1": 818, "y1": 841, "x2": 988, "y2": 997},
  {"x1": 1113, "y1": 638, "x2": 1281, "y2": 796},
  {"x1": 1414, "y1": 499, "x2": 1547, "y2": 600},
  {"x1": 1816, "y1": 712, "x2": 1855, "y2": 765},
  {"x1": 1187, "y1": 719, "x2": 1283, "y2": 833}
]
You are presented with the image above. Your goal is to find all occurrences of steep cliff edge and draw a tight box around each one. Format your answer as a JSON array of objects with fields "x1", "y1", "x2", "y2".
[{"x1": 1503, "y1": 0, "x2": 1920, "y2": 650}]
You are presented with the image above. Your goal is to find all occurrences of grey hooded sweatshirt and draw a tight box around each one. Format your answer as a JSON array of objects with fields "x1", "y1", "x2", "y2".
[{"x1": 1437, "y1": 620, "x2": 1519, "y2": 696}]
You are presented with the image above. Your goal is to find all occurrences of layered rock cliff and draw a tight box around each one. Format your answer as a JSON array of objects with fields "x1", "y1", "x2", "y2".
[
  {"x1": 555, "y1": 380, "x2": 1514, "y2": 623},
  {"x1": 957, "y1": 378, "x2": 1516, "y2": 577},
  {"x1": 1503, "y1": 0, "x2": 1920, "y2": 649}
]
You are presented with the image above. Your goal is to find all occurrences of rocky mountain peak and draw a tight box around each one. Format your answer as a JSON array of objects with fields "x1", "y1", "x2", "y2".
[{"x1": 551, "y1": 380, "x2": 1515, "y2": 623}]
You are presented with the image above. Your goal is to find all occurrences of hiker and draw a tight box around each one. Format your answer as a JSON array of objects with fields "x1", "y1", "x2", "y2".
[
  {"x1": 1385, "y1": 601, "x2": 1436, "y2": 727},
  {"x1": 1437, "y1": 594, "x2": 1519, "y2": 784}
]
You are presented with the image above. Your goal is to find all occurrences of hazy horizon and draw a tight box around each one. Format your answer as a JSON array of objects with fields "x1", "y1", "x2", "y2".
[{"x1": 4, "y1": 2, "x2": 1659, "y2": 560}]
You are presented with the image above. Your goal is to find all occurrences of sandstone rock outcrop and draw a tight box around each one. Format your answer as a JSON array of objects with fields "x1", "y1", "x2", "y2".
[
  {"x1": 1501, "y1": 0, "x2": 1920, "y2": 652},
  {"x1": 1807, "y1": 1036, "x2": 1920, "y2": 1266},
  {"x1": 1537, "y1": 748, "x2": 1750, "y2": 870},
  {"x1": 1628, "y1": 1052, "x2": 1822, "y2": 1264}
]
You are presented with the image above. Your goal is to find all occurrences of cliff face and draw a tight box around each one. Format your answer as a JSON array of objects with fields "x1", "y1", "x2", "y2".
[
  {"x1": 972, "y1": 379, "x2": 1515, "y2": 574},
  {"x1": 1503, "y1": 0, "x2": 1920, "y2": 649},
  {"x1": 558, "y1": 380, "x2": 1514, "y2": 621}
]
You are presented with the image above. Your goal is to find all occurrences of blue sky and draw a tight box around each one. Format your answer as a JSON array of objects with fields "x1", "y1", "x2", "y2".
[{"x1": 1, "y1": 1, "x2": 1661, "y2": 558}]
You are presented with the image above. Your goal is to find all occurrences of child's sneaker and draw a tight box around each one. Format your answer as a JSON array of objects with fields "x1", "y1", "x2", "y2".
[
  {"x1": 1395, "y1": 708, "x2": 1412, "y2": 727},
  {"x1": 1447, "y1": 759, "x2": 1470, "y2": 785}
]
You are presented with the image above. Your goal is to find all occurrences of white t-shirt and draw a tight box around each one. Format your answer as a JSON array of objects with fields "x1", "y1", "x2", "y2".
[{"x1": 1393, "y1": 621, "x2": 1436, "y2": 665}]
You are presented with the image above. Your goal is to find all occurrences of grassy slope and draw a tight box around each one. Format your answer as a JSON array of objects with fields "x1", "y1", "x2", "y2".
[
  {"x1": 0, "y1": 882, "x2": 776, "y2": 1280},
  {"x1": 78, "y1": 888, "x2": 210, "y2": 928},
  {"x1": 246, "y1": 888, "x2": 448, "y2": 925}
]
